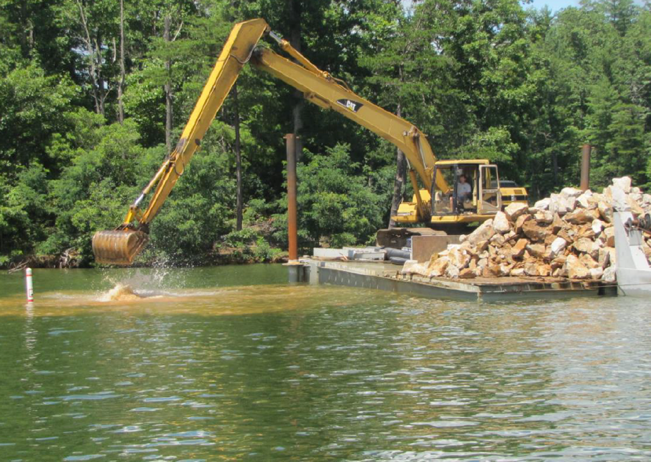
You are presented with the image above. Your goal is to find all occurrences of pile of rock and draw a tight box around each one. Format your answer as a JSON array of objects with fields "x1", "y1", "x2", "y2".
[{"x1": 402, "y1": 177, "x2": 651, "y2": 282}]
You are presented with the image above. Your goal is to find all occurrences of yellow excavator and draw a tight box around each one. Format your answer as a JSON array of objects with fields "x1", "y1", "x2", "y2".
[{"x1": 92, "y1": 18, "x2": 503, "y2": 265}]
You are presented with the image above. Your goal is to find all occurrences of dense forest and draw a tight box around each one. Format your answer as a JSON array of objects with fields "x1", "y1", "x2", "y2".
[{"x1": 0, "y1": 0, "x2": 649, "y2": 267}]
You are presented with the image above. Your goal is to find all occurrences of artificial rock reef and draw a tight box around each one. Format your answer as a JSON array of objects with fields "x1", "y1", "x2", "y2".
[{"x1": 402, "y1": 177, "x2": 651, "y2": 282}]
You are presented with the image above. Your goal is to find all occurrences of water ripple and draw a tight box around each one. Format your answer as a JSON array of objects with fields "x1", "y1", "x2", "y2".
[{"x1": 0, "y1": 271, "x2": 649, "y2": 461}]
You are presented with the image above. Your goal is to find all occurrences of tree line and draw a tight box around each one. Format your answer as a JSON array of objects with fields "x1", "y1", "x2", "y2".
[{"x1": 0, "y1": 0, "x2": 649, "y2": 267}]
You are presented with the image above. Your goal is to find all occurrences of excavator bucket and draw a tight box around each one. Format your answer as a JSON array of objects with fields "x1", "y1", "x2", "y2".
[{"x1": 92, "y1": 229, "x2": 149, "y2": 266}]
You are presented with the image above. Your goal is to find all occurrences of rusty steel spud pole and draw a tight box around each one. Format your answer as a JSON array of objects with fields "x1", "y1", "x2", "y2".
[
  {"x1": 580, "y1": 144, "x2": 591, "y2": 191},
  {"x1": 285, "y1": 134, "x2": 298, "y2": 262}
]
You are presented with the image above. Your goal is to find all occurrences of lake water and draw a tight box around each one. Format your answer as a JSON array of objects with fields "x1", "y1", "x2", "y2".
[{"x1": 0, "y1": 265, "x2": 649, "y2": 461}]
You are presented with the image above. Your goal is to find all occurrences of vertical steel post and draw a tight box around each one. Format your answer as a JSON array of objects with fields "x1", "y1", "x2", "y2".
[
  {"x1": 285, "y1": 134, "x2": 298, "y2": 262},
  {"x1": 580, "y1": 144, "x2": 591, "y2": 191}
]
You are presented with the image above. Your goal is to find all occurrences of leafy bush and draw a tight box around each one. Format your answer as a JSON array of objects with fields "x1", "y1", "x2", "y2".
[{"x1": 274, "y1": 143, "x2": 387, "y2": 250}]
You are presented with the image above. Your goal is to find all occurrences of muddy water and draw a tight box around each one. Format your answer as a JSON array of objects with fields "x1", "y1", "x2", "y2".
[{"x1": 0, "y1": 266, "x2": 649, "y2": 461}]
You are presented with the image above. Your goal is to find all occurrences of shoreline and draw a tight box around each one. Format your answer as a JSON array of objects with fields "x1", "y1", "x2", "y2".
[{"x1": 3, "y1": 251, "x2": 289, "y2": 272}]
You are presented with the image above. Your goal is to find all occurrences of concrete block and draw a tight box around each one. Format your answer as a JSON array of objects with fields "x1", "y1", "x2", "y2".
[
  {"x1": 412, "y1": 235, "x2": 461, "y2": 263},
  {"x1": 313, "y1": 248, "x2": 347, "y2": 258}
]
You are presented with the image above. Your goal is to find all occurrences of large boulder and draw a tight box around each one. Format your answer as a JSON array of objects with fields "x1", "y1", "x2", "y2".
[
  {"x1": 512, "y1": 238, "x2": 528, "y2": 258},
  {"x1": 549, "y1": 193, "x2": 577, "y2": 215},
  {"x1": 573, "y1": 238, "x2": 594, "y2": 255},
  {"x1": 532, "y1": 198, "x2": 550, "y2": 211},
  {"x1": 445, "y1": 264, "x2": 460, "y2": 279},
  {"x1": 589, "y1": 267, "x2": 604, "y2": 280},
  {"x1": 578, "y1": 223, "x2": 596, "y2": 239},
  {"x1": 504, "y1": 202, "x2": 529, "y2": 221},
  {"x1": 499, "y1": 263, "x2": 515, "y2": 276},
  {"x1": 630, "y1": 188, "x2": 644, "y2": 203},
  {"x1": 459, "y1": 267, "x2": 476, "y2": 279},
  {"x1": 534, "y1": 211, "x2": 554, "y2": 225},
  {"x1": 609, "y1": 185, "x2": 629, "y2": 212},
  {"x1": 557, "y1": 228, "x2": 573, "y2": 243},
  {"x1": 493, "y1": 211, "x2": 511, "y2": 234},
  {"x1": 549, "y1": 237, "x2": 567, "y2": 259},
  {"x1": 466, "y1": 219, "x2": 496, "y2": 246},
  {"x1": 564, "y1": 209, "x2": 593, "y2": 225},
  {"x1": 598, "y1": 247, "x2": 616, "y2": 268},
  {"x1": 602, "y1": 265, "x2": 617, "y2": 283},
  {"x1": 551, "y1": 255, "x2": 567, "y2": 270},
  {"x1": 579, "y1": 253, "x2": 599, "y2": 270},
  {"x1": 490, "y1": 233, "x2": 506, "y2": 247},
  {"x1": 522, "y1": 220, "x2": 548, "y2": 242},
  {"x1": 510, "y1": 267, "x2": 526, "y2": 277},
  {"x1": 612, "y1": 176, "x2": 632, "y2": 193},
  {"x1": 536, "y1": 264, "x2": 552, "y2": 277},
  {"x1": 428, "y1": 256, "x2": 450, "y2": 277},
  {"x1": 526, "y1": 243, "x2": 546, "y2": 259},
  {"x1": 561, "y1": 187, "x2": 583, "y2": 198},
  {"x1": 551, "y1": 213, "x2": 565, "y2": 233},
  {"x1": 401, "y1": 260, "x2": 430, "y2": 277},
  {"x1": 448, "y1": 247, "x2": 471, "y2": 270},
  {"x1": 524, "y1": 262, "x2": 539, "y2": 277},
  {"x1": 603, "y1": 226, "x2": 615, "y2": 247},
  {"x1": 591, "y1": 219, "x2": 604, "y2": 236},
  {"x1": 565, "y1": 254, "x2": 590, "y2": 279},
  {"x1": 626, "y1": 195, "x2": 645, "y2": 215},
  {"x1": 515, "y1": 214, "x2": 532, "y2": 234},
  {"x1": 576, "y1": 190, "x2": 596, "y2": 209},
  {"x1": 598, "y1": 198, "x2": 613, "y2": 223}
]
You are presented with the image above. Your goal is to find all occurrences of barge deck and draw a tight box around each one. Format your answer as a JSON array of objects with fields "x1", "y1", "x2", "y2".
[{"x1": 290, "y1": 258, "x2": 618, "y2": 302}]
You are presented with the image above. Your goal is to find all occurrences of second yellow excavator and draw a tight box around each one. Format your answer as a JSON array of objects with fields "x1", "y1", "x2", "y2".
[{"x1": 92, "y1": 18, "x2": 503, "y2": 265}]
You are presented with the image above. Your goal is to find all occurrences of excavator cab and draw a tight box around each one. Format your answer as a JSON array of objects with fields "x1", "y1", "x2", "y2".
[{"x1": 430, "y1": 160, "x2": 502, "y2": 224}]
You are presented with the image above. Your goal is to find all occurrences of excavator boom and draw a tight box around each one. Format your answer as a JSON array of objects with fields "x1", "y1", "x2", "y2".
[
  {"x1": 250, "y1": 48, "x2": 439, "y2": 191},
  {"x1": 92, "y1": 18, "x2": 447, "y2": 265},
  {"x1": 92, "y1": 19, "x2": 269, "y2": 265}
]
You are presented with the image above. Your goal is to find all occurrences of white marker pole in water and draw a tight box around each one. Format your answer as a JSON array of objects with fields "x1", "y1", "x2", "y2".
[{"x1": 25, "y1": 268, "x2": 34, "y2": 303}]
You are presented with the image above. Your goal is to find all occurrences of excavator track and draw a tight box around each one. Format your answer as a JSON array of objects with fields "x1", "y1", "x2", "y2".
[{"x1": 92, "y1": 230, "x2": 149, "y2": 266}]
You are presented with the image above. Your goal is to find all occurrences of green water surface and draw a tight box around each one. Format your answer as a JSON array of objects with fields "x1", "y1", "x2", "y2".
[{"x1": 0, "y1": 265, "x2": 649, "y2": 461}]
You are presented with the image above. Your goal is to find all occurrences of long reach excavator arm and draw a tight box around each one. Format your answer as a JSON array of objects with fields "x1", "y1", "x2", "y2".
[{"x1": 92, "y1": 18, "x2": 446, "y2": 265}]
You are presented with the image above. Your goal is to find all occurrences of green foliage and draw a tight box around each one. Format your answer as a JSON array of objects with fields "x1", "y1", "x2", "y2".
[
  {"x1": 0, "y1": 0, "x2": 649, "y2": 267},
  {"x1": 0, "y1": 164, "x2": 50, "y2": 259},
  {"x1": 274, "y1": 144, "x2": 385, "y2": 250},
  {"x1": 0, "y1": 63, "x2": 76, "y2": 176},
  {"x1": 149, "y1": 130, "x2": 236, "y2": 263},
  {"x1": 456, "y1": 126, "x2": 519, "y2": 163},
  {"x1": 43, "y1": 119, "x2": 155, "y2": 263}
]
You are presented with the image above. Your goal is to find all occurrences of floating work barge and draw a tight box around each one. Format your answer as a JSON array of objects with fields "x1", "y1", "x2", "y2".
[{"x1": 289, "y1": 258, "x2": 617, "y2": 302}]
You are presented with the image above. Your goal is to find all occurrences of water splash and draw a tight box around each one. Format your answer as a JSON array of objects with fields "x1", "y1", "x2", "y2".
[
  {"x1": 98, "y1": 265, "x2": 189, "y2": 299},
  {"x1": 98, "y1": 284, "x2": 144, "y2": 302}
]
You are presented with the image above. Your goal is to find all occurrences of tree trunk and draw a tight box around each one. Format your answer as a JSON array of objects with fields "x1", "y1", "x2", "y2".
[
  {"x1": 389, "y1": 104, "x2": 407, "y2": 228},
  {"x1": 164, "y1": 15, "x2": 173, "y2": 154},
  {"x1": 19, "y1": 0, "x2": 32, "y2": 57},
  {"x1": 117, "y1": 0, "x2": 125, "y2": 124},
  {"x1": 76, "y1": 0, "x2": 104, "y2": 115},
  {"x1": 287, "y1": 0, "x2": 303, "y2": 152},
  {"x1": 233, "y1": 84, "x2": 243, "y2": 231},
  {"x1": 96, "y1": 33, "x2": 106, "y2": 115}
]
